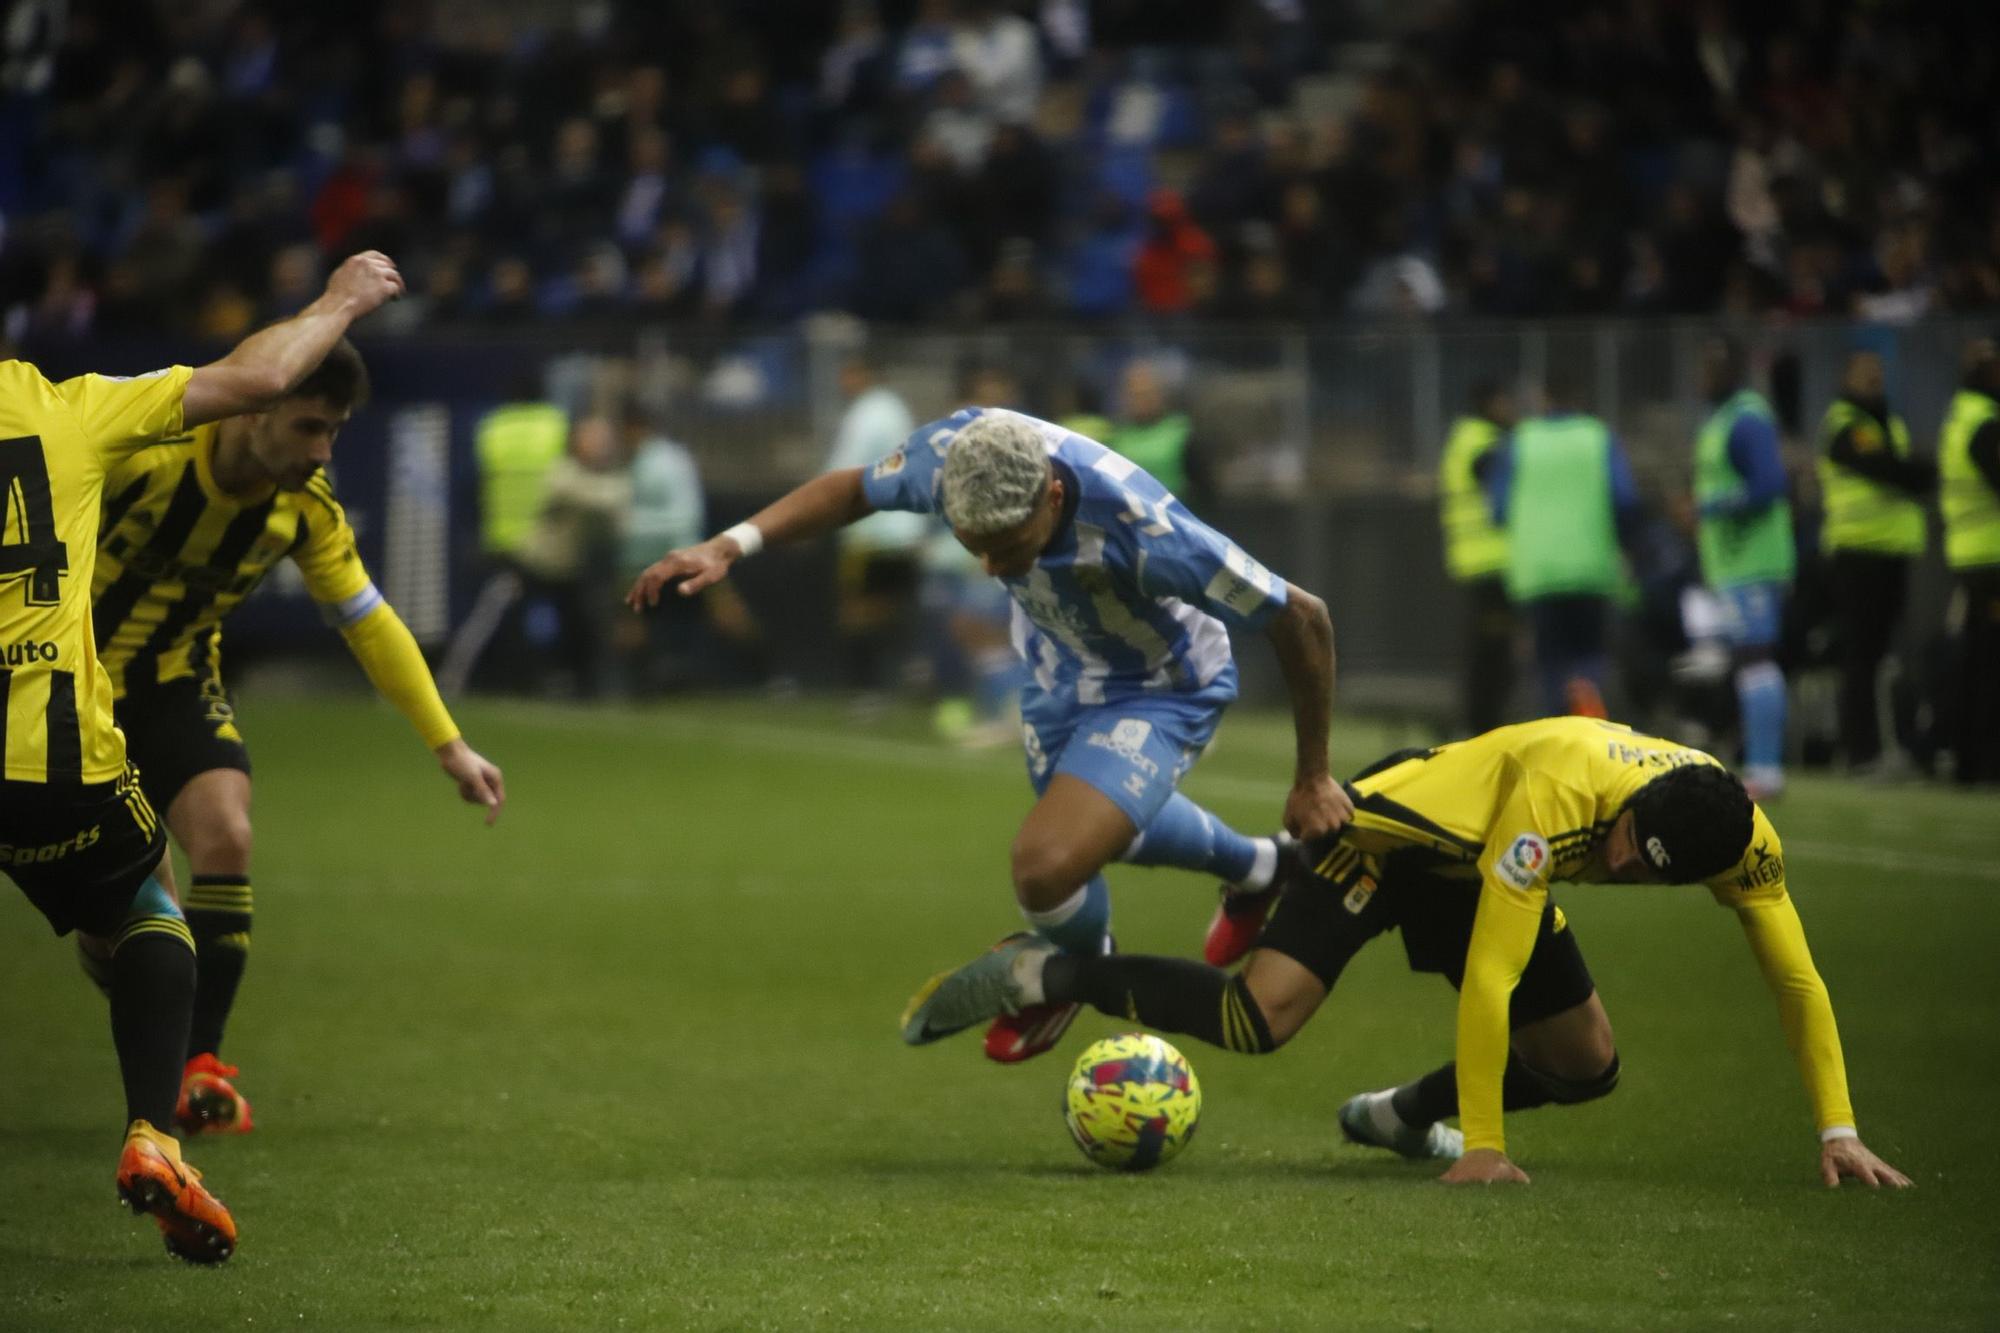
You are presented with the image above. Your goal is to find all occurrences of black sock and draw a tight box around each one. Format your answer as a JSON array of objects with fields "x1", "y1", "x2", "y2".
[
  {"x1": 1043, "y1": 953, "x2": 1276, "y2": 1053},
  {"x1": 185, "y1": 875, "x2": 252, "y2": 1059},
  {"x1": 1389, "y1": 1056, "x2": 1568, "y2": 1126},
  {"x1": 109, "y1": 928, "x2": 197, "y2": 1129}
]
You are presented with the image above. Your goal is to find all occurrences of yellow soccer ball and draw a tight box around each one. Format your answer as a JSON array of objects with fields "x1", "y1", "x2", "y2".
[{"x1": 1062, "y1": 1033, "x2": 1201, "y2": 1171}]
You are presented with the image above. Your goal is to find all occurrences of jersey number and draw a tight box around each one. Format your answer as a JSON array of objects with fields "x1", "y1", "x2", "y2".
[{"x1": 0, "y1": 436, "x2": 71, "y2": 606}]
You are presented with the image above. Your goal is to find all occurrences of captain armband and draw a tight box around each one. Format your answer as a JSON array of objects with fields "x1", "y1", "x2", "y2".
[{"x1": 319, "y1": 581, "x2": 386, "y2": 629}]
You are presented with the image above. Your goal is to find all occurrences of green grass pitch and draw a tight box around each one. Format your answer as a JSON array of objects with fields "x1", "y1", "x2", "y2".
[{"x1": 2, "y1": 694, "x2": 1997, "y2": 1330}]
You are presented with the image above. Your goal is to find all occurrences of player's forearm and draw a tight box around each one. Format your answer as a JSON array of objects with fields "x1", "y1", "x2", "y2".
[
  {"x1": 1455, "y1": 883, "x2": 1545, "y2": 1152},
  {"x1": 728, "y1": 468, "x2": 872, "y2": 553},
  {"x1": 1454, "y1": 969, "x2": 1515, "y2": 1154},
  {"x1": 184, "y1": 291, "x2": 369, "y2": 427},
  {"x1": 1737, "y1": 899, "x2": 1857, "y2": 1135},
  {"x1": 1265, "y1": 585, "x2": 1334, "y2": 782},
  {"x1": 339, "y1": 604, "x2": 461, "y2": 750}
]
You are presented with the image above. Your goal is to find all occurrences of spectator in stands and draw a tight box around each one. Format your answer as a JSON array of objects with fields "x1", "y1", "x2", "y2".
[{"x1": 1133, "y1": 189, "x2": 1216, "y2": 317}]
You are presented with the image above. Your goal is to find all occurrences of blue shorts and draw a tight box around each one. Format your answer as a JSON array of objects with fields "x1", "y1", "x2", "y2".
[
  {"x1": 1715, "y1": 581, "x2": 1786, "y2": 651},
  {"x1": 1020, "y1": 689, "x2": 1224, "y2": 829}
]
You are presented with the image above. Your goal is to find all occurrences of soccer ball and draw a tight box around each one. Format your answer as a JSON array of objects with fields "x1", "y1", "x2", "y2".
[{"x1": 1062, "y1": 1033, "x2": 1201, "y2": 1171}]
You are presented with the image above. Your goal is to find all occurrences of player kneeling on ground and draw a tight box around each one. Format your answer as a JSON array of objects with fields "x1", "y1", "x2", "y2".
[
  {"x1": 905, "y1": 717, "x2": 1909, "y2": 1188},
  {"x1": 94, "y1": 337, "x2": 506, "y2": 1135},
  {"x1": 630, "y1": 408, "x2": 1352, "y2": 1063}
]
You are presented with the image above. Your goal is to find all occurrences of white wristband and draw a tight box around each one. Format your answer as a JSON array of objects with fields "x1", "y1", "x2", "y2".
[
  {"x1": 1820, "y1": 1125, "x2": 1858, "y2": 1144},
  {"x1": 720, "y1": 522, "x2": 764, "y2": 558}
]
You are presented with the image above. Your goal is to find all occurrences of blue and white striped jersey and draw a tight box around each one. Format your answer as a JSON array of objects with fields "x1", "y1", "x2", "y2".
[{"x1": 860, "y1": 408, "x2": 1288, "y2": 705}]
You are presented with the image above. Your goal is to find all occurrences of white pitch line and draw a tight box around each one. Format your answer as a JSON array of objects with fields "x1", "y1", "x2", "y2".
[{"x1": 498, "y1": 704, "x2": 2000, "y2": 883}]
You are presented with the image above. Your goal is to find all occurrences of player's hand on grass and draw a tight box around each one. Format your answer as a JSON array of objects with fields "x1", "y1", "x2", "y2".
[
  {"x1": 1439, "y1": 1148, "x2": 1530, "y2": 1185},
  {"x1": 1820, "y1": 1137, "x2": 1911, "y2": 1189},
  {"x1": 1283, "y1": 772, "x2": 1354, "y2": 841},
  {"x1": 323, "y1": 250, "x2": 405, "y2": 318},
  {"x1": 437, "y1": 739, "x2": 506, "y2": 825},
  {"x1": 626, "y1": 538, "x2": 736, "y2": 609}
]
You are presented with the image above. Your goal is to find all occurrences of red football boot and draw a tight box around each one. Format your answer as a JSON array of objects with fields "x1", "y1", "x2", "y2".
[
  {"x1": 176, "y1": 1054, "x2": 255, "y2": 1135},
  {"x1": 1203, "y1": 883, "x2": 1280, "y2": 967},
  {"x1": 982, "y1": 1000, "x2": 1082, "y2": 1063}
]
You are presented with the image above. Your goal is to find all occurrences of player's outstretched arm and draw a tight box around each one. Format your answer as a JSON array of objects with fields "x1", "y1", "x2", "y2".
[
  {"x1": 626, "y1": 466, "x2": 873, "y2": 609},
  {"x1": 1262, "y1": 583, "x2": 1353, "y2": 839},
  {"x1": 436, "y1": 738, "x2": 506, "y2": 826},
  {"x1": 183, "y1": 252, "x2": 404, "y2": 426}
]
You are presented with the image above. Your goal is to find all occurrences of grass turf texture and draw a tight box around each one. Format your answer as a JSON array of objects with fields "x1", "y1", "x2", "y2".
[{"x1": 2, "y1": 695, "x2": 1996, "y2": 1331}]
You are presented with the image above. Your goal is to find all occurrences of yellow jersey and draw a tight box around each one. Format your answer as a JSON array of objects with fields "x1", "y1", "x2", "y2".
[
  {"x1": 93, "y1": 421, "x2": 373, "y2": 698},
  {"x1": 1343, "y1": 717, "x2": 1852, "y2": 1153},
  {"x1": 0, "y1": 360, "x2": 192, "y2": 783}
]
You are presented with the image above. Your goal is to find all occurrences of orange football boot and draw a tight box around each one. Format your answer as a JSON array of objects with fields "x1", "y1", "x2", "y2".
[
  {"x1": 176, "y1": 1054, "x2": 255, "y2": 1135},
  {"x1": 116, "y1": 1120, "x2": 237, "y2": 1264}
]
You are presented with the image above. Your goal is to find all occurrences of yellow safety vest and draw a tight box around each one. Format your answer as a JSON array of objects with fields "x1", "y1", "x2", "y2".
[
  {"x1": 476, "y1": 402, "x2": 568, "y2": 557},
  {"x1": 1816, "y1": 399, "x2": 1925, "y2": 556},
  {"x1": 1940, "y1": 389, "x2": 2000, "y2": 570},
  {"x1": 1439, "y1": 415, "x2": 1507, "y2": 580}
]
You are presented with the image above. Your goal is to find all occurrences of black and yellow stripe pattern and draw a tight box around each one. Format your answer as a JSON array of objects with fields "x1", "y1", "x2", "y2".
[
  {"x1": 114, "y1": 911, "x2": 196, "y2": 954},
  {"x1": 1219, "y1": 976, "x2": 1274, "y2": 1054},
  {"x1": 93, "y1": 424, "x2": 370, "y2": 697}
]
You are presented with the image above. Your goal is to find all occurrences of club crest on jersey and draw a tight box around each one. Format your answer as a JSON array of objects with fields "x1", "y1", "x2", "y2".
[
  {"x1": 872, "y1": 448, "x2": 907, "y2": 479},
  {"x1": 1497, "y1": 832, "x2": 1549, "y2": 889},
  {"x1": 1342, "y1": 873, "x2": 1378, "y2": 915}
]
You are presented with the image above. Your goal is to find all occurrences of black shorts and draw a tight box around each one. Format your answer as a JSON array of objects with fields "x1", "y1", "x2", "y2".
[
  {"x1": 1257, "y1": 846, "x2": 1596, "y2": 1030},
  {"x1": 2, "y1": 764, "x2": 167, "y2": 937},
  {"x1": 115, "y1": 671, "x2": 252, "y2": 817}
]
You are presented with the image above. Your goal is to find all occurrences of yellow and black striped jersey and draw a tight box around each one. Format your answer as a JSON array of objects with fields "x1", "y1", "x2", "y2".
[
  {"x1": 1336, "y1": 717, "x2": 1849, "y2": 1153},
  {"x1": 1339, "y1": 716, "x2": 1784, "y2": 908},
  {"x1": 93, "y1": 420, "x2": 376, "y2": 698},
  {"x1": 0, "y1": 359, "x2": 191, "y2": 783}
]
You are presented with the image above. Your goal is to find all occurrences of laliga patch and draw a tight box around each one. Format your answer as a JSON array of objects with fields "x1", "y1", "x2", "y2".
[
  {"x1": 1497, "y1": 832, "x2": 1550, "y2": 889},
  {"x1": 871, "y1": 448, "x2": 907, "y2": 479}
]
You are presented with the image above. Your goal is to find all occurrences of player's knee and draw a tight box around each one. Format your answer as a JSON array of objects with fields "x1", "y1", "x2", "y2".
[
  {"x1": 1009, "y1": 836, "x2": 1088, "y2": 911},
  {"x1": 1531, "y1": 1050, "x2": 1621, "y2": 1105},
  {"x1": 187, "y1": 811, "x2": 254, "y2": 874}
]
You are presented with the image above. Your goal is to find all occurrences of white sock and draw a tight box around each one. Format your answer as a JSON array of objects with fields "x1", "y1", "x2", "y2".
[
  {"x1": 1240, "y1": 837, "x2": 1280, "y2": 890},
  {"x1": 1012, "y1": 947, "x2": 1049, "y2": 1006}
]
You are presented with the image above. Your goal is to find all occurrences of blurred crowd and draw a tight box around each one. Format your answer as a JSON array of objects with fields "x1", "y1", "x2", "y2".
[{"x1": 5, "y1": 0, "x2": 1998, "y2": 344}]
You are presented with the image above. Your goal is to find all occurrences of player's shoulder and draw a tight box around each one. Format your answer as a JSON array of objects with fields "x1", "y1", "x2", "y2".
[
  {"x1": 292, "y1": 471, "x2": 351, "y2": 525},
  {"x1": 1705, "y1": 805, "x2": 1786, "y2": 901}
]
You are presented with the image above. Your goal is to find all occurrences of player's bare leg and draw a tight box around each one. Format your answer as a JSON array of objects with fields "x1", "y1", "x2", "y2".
[
  {"x1": 167, "y1": 769, "x2": 258, "y2": 1133},
  {"x1": 981, "y1": 776, "x2": 1138, "y2": 1061}
]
